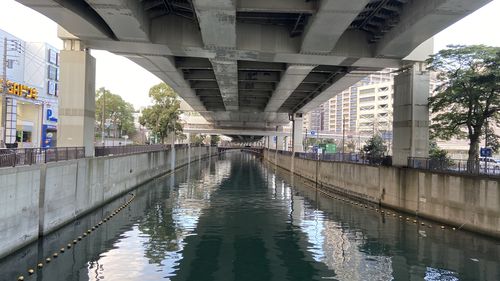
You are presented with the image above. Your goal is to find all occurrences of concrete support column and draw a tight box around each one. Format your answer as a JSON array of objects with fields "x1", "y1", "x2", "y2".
[
  {"x1": 292, "y1": 115, "x2": 304, "y2": 153},
  {"x1": 276, "y1": 126, "x2": 284, "y2": 151},
  {"x1": 290, "y1": 113, "x2": 303, "y2": 174},
  {"x1": 171, "y1": 132, "x2": 175, "y2": 169},
  {"x1": 283, "y1": 136, "x2": 289, "y2": 151},
  {"x1": 276, "y1": 135, "x2": 285, "y2": 150},
  {"x1": 187, "y1": 132, "x2": 191, "y2": 163},
  {"x1": 58, "y1": 39, "x2": 95, "y2": 157},
  {"x1": 392, "y1": 63, "x2": 430, "y2": 166}
]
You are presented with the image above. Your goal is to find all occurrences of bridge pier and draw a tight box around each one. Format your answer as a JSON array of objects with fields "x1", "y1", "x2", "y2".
[
  {"x1": 292, "y1": 115, "x2": 304, "y2": 153},
  {"x1": 291, "y1": 113, "x2": 304, "y2": 174},
  {"x1": 392, "y1": 63, "x2": 430, "y2": 166},
  {"x1": 276, "y1": 126, "x2": 285, "y2": 150},
  {"x1": 57, "y1": 39, "x2": 96, "y2": 157}
]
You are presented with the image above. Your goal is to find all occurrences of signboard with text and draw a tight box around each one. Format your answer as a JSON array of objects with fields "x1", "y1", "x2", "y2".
[
  {"x1": 0, "y1": 79, "x2": 38, "y2": 99},
  {"x1": 480, "y1": 147, "x2": 492, "y2": 157},
  {"x1": 325, "y1": 143, "x2": 336, "y2": 153}
]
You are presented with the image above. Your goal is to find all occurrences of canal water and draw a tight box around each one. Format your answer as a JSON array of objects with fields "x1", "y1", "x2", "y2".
[{"x1": 1, "y1": 151, "x2": 499, "y2": 281}]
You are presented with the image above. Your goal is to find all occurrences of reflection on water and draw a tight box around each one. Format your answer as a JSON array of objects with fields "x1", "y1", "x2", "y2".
[{"x1": 0, "y1": 152, "x2": 499, "y2": 281}]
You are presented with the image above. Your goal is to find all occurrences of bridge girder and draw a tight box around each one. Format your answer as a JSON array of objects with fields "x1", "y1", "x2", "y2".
[{"x1": 16, "y1": 0, "x2": 492, "y2": 135}]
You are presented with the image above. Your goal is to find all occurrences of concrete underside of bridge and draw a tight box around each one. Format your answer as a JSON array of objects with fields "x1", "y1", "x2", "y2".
[{"x1": 16, "y1": 0, "x2": 491, "y2": 160}]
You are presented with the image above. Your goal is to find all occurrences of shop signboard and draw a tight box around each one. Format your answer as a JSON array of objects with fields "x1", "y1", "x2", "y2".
[
  {"x1": 325, "y1": 143, "x2": 337, "y2": 153},
  {"x1": 480, "y1": 147, "x2": 492, "y2": 157},
  {"x1": 42, "y1": 124, "x2": 57, "y2": 148},
  {"x1": 0, "y1": 79, "x2": 38, "y2": 99},
  {"x1": 43, "y1": 107, "x2": 58, "y2": 124},
  {"x1": 42, "y1": 105, "x2": 58, "y2": 147}
]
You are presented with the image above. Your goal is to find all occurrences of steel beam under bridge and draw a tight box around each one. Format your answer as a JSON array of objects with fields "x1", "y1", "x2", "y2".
[
  {"x1": 184, "y1": 128, "x2": 373, "y2": 141},
  {"x1": 184, "y1": 128, "x2": 290, "y2": 137}
]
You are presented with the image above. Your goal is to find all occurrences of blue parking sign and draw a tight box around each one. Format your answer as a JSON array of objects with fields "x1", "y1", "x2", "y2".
[{"x1": 480, "y1": 147, "x2": 492, "y2": 157}]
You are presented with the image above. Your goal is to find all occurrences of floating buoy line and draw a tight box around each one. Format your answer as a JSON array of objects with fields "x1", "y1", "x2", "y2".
[
  {"x1": 16, "y1": 193, "x2": 136, "y2": 281},
  {"x1": 307, "y1": 184, "x2": 459, "y2": 234}
]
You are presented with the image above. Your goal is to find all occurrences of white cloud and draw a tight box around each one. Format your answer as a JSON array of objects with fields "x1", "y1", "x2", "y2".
[{"x1": 434, "y1": 0, "x2": 500, "y2": 50}]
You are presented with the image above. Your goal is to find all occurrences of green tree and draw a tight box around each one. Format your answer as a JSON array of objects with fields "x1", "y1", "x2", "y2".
[
  {"x1": 190, "y1": 134, "x2": 206, "y2": 145},
  {"x1": 323, "y1": 138, "x2": 338, "y2": 145},
  {"x1": 427, "y1": 45, "x2": 500, "y2": 171},
  {"x1": 346, "y1": 140, "x2": 357, "y2": 153},
  {"x1": 139, "y1": 83, "x2": 183, "y2": 143},
  {"x1": 363, "y1": 134, "x2": 387, "y2": 164},
  {"x1": 210, "y1": 135, "x2": 220, "y2": 146},
  {"x1": 95, "y1": 87, "x2": 135, "y2": 138},
  {"x1": 429, "y1": 140, "x2": 454, "y2": 169},
  {"x1": 304, "y1": 137, "x2": 323, "y2": 150}
]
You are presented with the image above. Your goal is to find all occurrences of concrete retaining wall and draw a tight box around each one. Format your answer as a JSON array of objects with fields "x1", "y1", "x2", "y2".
[
  {"x1": 0, "y1": 146, "x2": 216, "y2": 258},
  {"x1": 265, "y1": 150, "x2": 500, "y2": 238}
]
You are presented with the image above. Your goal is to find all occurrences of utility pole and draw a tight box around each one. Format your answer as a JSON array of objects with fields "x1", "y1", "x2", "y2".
[
  {"x1": 484, "y1": 119, "x2": 489, "y2": 149},
  {"x1": 304, "y1": 128, "x2": 307, "y2": 152},
  {"x1": 342, "y1": 115, "x2": 346, "y2": 160},
  {"x1": 101, "y1": 91, "x2": 105, "y2": 146},
  {"x1": 1, "y1": 38, "x2": 8, "y2": 148}
]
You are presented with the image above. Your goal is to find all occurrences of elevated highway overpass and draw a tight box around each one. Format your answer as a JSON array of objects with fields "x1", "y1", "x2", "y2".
[{"x1": 15, "y1": 0, "x2": 492, "y2": 165}]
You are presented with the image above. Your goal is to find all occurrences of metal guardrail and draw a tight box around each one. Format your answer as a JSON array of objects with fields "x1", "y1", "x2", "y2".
[
  {"x1": 268, "y1": 149, "x2": 388, "y2": 165},
  {"x1": 408, "y1": 157, "x2": 500, "y2": 176},
  {"x1": 95, "y1": 144, "x2": 170, "y2": 157},
  {"x1": 0, "y1": 144, "x2": 215, "y2": 168},
  {"x1": 0, "y1": 147, "x2": 85, "y2": 168},
  {"x1": 94, "y1": 143, "x2": 210, "y2": 157},
  {"x1": 267, "y1": 149, "x2": 500, "y2": 177}
]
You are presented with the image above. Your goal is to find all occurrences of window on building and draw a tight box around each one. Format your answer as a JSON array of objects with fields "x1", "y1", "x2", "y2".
[
  {"x1": 360, "y1": 97, "x2": 375, "y2": 103},
  {"x1": 48, "y1": 49, "x2": 58, "y2": 65},
  {"x1": 48, "y1": 65, "x2": 57, "y2": 80},
  {"x1": 378, "y1": 95, "x2": 388, "y2": 100},
  {"x1": 47, "y1": 81, "x2": 57, "y2": 95},
  {"x1": 16, "y1": 131, "x2": 32, "y2": 143},
  {"x1": 7, "y1": 59, "x2": 14, "y2": 69},
  {"x1": 360, "y1": 114, "x2": 374, "y2": 119},
  {"x1": 360, "y1": 88, "x2": 375, "y2": 95},
  {"x1": 379, "y1": 86, "x2": 389, "y2": 92},
  {"x1": 360, "y1": 105, "x2": 374, "y2": 111},
  {"x1": 378, "y1": 104, "x2": 388, "y2": 109}
]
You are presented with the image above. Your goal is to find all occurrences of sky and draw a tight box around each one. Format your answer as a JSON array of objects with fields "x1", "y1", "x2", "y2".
[{"x1": 0, "y1": 0, "x2": 498, "y2": 109}]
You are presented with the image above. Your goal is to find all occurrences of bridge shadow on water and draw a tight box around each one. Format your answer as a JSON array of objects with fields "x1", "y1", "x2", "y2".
[
  {"x1": 0, "y1": 151, "x2": 499, "y2": 281},
  {"x1": 170, "y1": 152, "x2": 334, "y2": 281}
]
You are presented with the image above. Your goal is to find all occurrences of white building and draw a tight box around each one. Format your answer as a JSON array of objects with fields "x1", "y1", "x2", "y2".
[
  {"x1": 0, "y1": 29, "x2": 59, "y2": 148},
  {"x1": 356, "y1": 81, "x2": 394, "y2": 136}
]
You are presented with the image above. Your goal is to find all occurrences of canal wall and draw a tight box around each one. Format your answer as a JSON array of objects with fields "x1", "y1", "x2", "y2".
[
  {"x1": 0, "y1": 145, "x2": 217, "y2": 258},
  {"x1": 265, "y1": 150, "x2": 500, "y2": 238}
]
